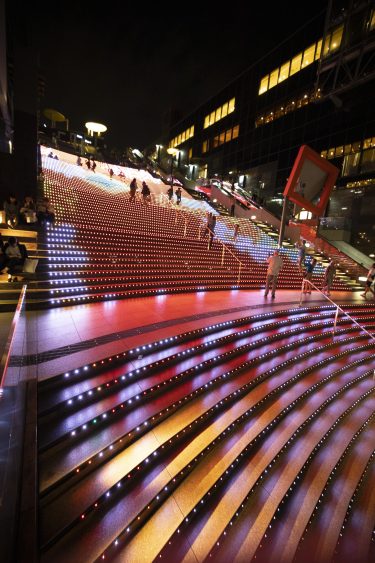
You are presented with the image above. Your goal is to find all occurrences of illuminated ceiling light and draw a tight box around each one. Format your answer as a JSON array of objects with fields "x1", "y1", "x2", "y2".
[{"x1": 85, "y1": 121, "x2": 107, "y2": 136}]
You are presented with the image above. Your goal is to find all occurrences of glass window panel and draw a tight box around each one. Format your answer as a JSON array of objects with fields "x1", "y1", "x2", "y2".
[
  {"x1": 290, "y1": 53, "x2": 302, "y2": 76},
  {"x1": 344, "y1": 144, "x2": 352, "y2": 155},
  {"x1": 315, "y1": 39, "x2": 322, "y2": 60},
  {"x1": 225, "y1": 129, "x2": 232, "y2": 142},
  {"x1": 330, "y1": 26, "x2": 343, "y2": 51},
  {"x1": 221, "y1": 102, "x2": 228, "y2": 117},
  {"x1": 202, "y1": 141, "x2": 208, "y2": 153},
  {"x1": 188, "y1": 148, "x2": 192, "y2": 159},
  {"x1": 181, "y1": 132, "x2": 186, "y2": 143},
  {"x1": 342, "y1": 153, "x2": 360, "y2": 176},
  {"x1": 213, "y1": 136, "x2": 219, "y2": 148},
  {"x1": 210, "y1": 111, "x2": 215, "y2": 125},
  {"x1": 361, "y1": 149, "x2": 375, "y2": 173},
  {"x1": 204, "y1": 115, "x2": 210, "y2": 129},
  {"x1": 219, "y1": 132, "x2": 225, "y2": 145},
  {"x1": 363, "y1": 138, "x2": 372, "y2": 149},
  {"x1": 352, "y1": 141, "x2": 361, "y2": 152},
  {"x1": 371, "y1": 9, "x2": 375, "y2": 30},
  {"x1": 335, "y1": 146, "x2": 344, "y2": 157},
  {"x1": 191, "y1": 126, "x2": 195, "y2": 137},
  {"x1": 232, "y1": 125, "x2": 239, "y2": 139},
  {"x1": 268, "y1": 69, "x2": 279, "y2": 89},
  {"x1": 259, "y1": 76, "x2": 269, "y2": 95},
  {"x1": 323, "y1": 32, "x2": 332, "y2": 56},
  {"x1": 228, "y1": 98, "x2": 235, "y2": 113},
  {"x1": 328, "y1": 148, "x2": 335, "y2": 159},
  {"x1": 178, "y1": 135, "x2": 181, "y2": 145},
  {"x1": 215, "y1": 108, "x2": 221, "y2": 122},
  {"x1": 321, "y1": 150, "x2": 327, "y2": 158},
  {"x1": 302, "y1": 44, "x2": 316, "y2": 68},
  {"x1": 278, "y1": 61, "x2": 290, "y2": 83}
]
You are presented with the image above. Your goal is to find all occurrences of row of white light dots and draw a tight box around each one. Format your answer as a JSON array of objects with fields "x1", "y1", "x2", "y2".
[
  {"x1": 155, "y1": 359, "x2": 372, "y2": 560},
  {"x1": 334, "y1": 448, "x2": 375, "y2": 558},
  {"x1": 208, "y1": 377, "x2": 374, "y2": 561},
  {"x1": 297, "y1": 411, "x2": 375, "y2": 558},
  {"x1": 257, "y1": 389, "x2": 375, "y2": 560},
  {"x1": 63, "y1": 323, "x2": 356, "y2": 443},
  {"x1": 62, "y1": 314, "x2": 337, "y2": 412},
  {"x1": 49, "y1": 277, "x2": 244, "y2": 296},
  {"x1": 56, "y1": 314, "x2": 349, "y2": 494},
  {"x1": 53, "y1": 304, "x2": 340, "y2": 389},
  {"x1": 100, "y1": 350, "x2": 372, "y2": 561}
]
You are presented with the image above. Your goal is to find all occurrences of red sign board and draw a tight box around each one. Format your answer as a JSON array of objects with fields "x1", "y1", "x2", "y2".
[{"x1": 283, "y1": 145, "x2": 339, "y2": 216}]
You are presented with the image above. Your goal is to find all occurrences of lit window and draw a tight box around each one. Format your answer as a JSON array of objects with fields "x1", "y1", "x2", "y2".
[
  {"x1": 213, "y1": 136, "x2": 219, "y2": 148},
  {"x1": 202, "y1": 140, "x2": 208, "y2": 153},
  {"x1": 290, "y1": 53, "x2": 302, "y2": 76},
  {"x1": 219, "y1": 132, "x2": 225, "y2": 145},
  {"x1": 335, "y1": 146, "x2": 344, "y2": 157},
  {"x1": 323, "y1": 32, "x2": 332, "y2": 56},
  {"x1": 269, "y1": 69, "x2": 279, "y2": 89},
  {"x1": 181, "y1": 131, "x2": 186, "y2": 143},
  {"x1": 361, "y1": 149, "x2": 375, "y2": 173},
  {"x1": 190, "y1": 125, "x2": 195, "y2": 137},
  {"x1": 315, "y1": 40, "x2": 322, "y2": 60},
  {"x1": 259, "y1": 76, "x2": 269, "y2": 94},
  {"x1": 228, "y1": 98, "x2": 235, "y2": 113},
  {"x1": 328, "y1": 148, "x2": 335, "y2": 159},
  {"x1": 363, "y1": 138, "x2": 372, "y2": 149},
  {"x1": 221, "y1": 102, "x2": 228, "y2": 118},
  {"x1": 210, "y1": 111, "x2": 215, "y2": 125},
  {"x1": 225, "y1": 129, "x2": 232, "y2": 143},
  {"x1": 321, "y1": 150, "x2": 327, "y2": 158},
  {"x1": 352, "y1": 141, "x2": 361, "y2": 152},
  {"x1": 330, "y1": 26, "x2": 343, "y2": 52},
  {"x1": 204, "y1": 116, "x2": 210, "y2": 129},
  {"x1": 215, "y1": 107, "x2": 221, "y2": 121},
  {"x1": 342, "y1": 153, "x2": 361, "y2": 176},
  {"x1": 302, "y1": 44, "x2": 316, "y2": 68},
  {"x1": 188, "y1": 147, "x2": 192, "y2": 159},
  {"x1": 232, "y1": 125, "x2": 239, "y2": 139},
  {"x1": 370, "y1": 9, "x2": 375, "y2": 30},
  {"x1": 278, "y1": 61, "x2": 290, "y2": 83},
  {"x1": 344, "y1": 144, "x2": 352, "y2": 155}
]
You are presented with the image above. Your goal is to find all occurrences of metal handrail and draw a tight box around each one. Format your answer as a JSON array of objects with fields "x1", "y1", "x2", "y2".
[
  {"x1": 204, "y1": 226, "x2": 244, "y2": 284},
  {"x1": 299, "y1": 278, "x2": 375, "y2": 341},
  {"x1": 0, "y1": 285, "x2": 27, "y2": 388}
]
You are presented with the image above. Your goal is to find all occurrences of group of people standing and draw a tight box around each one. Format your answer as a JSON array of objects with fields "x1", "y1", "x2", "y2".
[
  {"x1": 296, "y1": 239, "x2": 336, "y2": 296},
  {"x1": 265, "y1": 241, "x2": 337, "y2": 299},
  {"x1": 129, "y1": 178, "x2": 152, "y2": 204},
  {"x1": 167, "y1": 186, "x2": 182, "y2": 205}
]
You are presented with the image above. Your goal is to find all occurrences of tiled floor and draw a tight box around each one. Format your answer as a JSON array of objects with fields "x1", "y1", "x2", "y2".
[{"x1": 4, "y1": 288, "x2": 365, "y2": 382}]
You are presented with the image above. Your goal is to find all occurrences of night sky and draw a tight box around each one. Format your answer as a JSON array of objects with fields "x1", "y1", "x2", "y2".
[{"x1": 35, "y1": 0, "x2": 329, "y2": 150}]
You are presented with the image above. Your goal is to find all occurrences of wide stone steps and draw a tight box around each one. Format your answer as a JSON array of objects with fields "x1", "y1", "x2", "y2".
[{"x1": 37, "y1": 305, "x2": 375, "y2": 563}]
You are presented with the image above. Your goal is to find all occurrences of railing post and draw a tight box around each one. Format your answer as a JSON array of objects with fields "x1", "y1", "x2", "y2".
[
  {"x1": 221, "y1": 245, "x2": 225, "y2": 265},
  {"x1": 237, "y1": 263, "x2": 242, "y2": 284},
  {"x1": 333, "y1": 306, "x2": 339, "y2": 334},
  {"x1": 299, "y1": 279, "x2": 305, "y2": 307}
]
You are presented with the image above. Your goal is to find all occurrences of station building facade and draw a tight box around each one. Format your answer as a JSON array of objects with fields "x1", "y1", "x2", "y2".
[{"x1": 164, "y1": 1, "x2": 375, "y2": 256}]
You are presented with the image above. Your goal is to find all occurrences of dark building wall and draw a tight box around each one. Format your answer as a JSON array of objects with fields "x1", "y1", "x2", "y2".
[{"x1": 0, "y1": 0, "x2": 38, "y2": 202}]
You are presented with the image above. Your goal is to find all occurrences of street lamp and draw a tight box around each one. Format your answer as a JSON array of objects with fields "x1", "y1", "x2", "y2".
[{"x1": 167, "y1": 147, "x2": 179, "y2": 193}]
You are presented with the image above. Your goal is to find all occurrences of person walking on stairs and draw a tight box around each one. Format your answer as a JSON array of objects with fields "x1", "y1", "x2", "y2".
[{"x1": 361, "y1": 263, "x2": 375, "y2": 299}]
